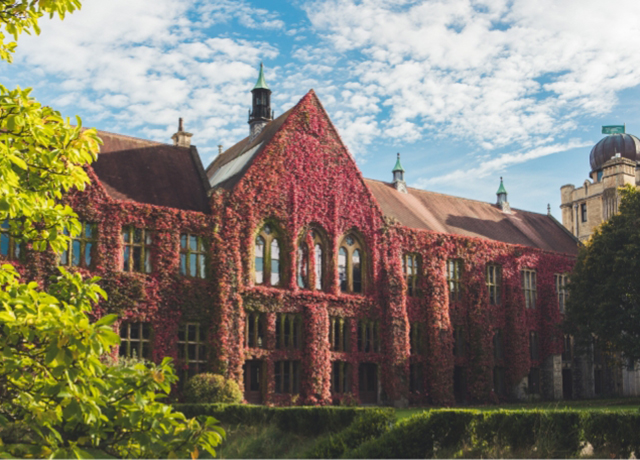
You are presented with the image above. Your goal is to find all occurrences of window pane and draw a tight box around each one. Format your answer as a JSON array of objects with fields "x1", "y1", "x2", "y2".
[
  {"x1": 1, "y1": 233, "x2": 9, "y2": 257},
  {"x1": 144, "y1": 249, "x2": 152, "y2": 273},
  {"x1": 60, "y1": 248, "x2": 69, "y2": 265},
  {"x1": 145, "y1": 232, "x2": 152, "y2": 245},
  {"x1": 271, "y1": 239, "x2": 280, "y2": 286},
  {"x1": 180, "y1": 234, "x2": 187, "y2": 249},
  {"x1": 352, "y1": 249, "x2": 362, "y2": 293},
  {"x1": 339, "y1": 247, "x2": 347, "y2": 292},
  {"x1": 133, "y1": 247, "x2": 142, "y2": 272},
  {"x1": 297, "y1": 243, "x2": 308, "y2": 289},
  {"x1": 122, "y1": 228, "x2": 130, "y2": 243},
  {"x1": 315, "y1": 243, "x2": 323, "y2": 290},
  {"x1": 190, "y1": 235, "x2": 198, "y2": 251},
  {"x1": 134, "y1": 228, "x2": 142, "y2": 244},
  {"x1": 85, "y1": 243, "x2": 93, "y2": 268},
  {"x1": 72, "y1": 240, "x2": 81, "y2": 266},
  {"x1": 255, "y1": 237, "x2": 264, "y2": 284},
  {"x1": 123, "y1": 246, "x2": 130, "y2": 271},
  {"x1": 180, "y1": 253, "x2": 187, "y2": 275},
  {"x1": 190, "y1": 253, "x2": 197, "y2": 276},
  {"x1": 198, "y1": 254, "x2": 206, "y2": 278},
  {"x1": 85, "y1": 223, "x2": 94, "y2": 239}
]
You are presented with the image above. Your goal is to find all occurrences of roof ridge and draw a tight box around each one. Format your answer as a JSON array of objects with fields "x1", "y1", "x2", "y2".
[
  {"x1": 363, "y1": 177, "x2": 551, "y2": 217},
  {"x1": 96, "y1": 128, "x2": 169, "y2": 146}
]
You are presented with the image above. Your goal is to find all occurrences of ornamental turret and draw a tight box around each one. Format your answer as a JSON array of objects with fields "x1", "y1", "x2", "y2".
[
  {"x1": 496, "y1": 177, "x2": 510, "y2": 213},
  {"x1": 248, "y1": 63, "x2": 273, "y2": 141},
  {"x1": 392, "y1": 153, "x2": 407, "y2": 193}
]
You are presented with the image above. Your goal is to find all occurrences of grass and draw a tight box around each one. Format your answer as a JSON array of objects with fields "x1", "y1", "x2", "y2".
[{"x1": 396, "y1": 397, "x2": 640, "y2": 419}]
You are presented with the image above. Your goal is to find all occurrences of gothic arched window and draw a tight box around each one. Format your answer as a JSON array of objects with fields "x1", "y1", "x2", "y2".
[
  {"x1": 338, "y1": 233, "x2": 365, "y2": 294},
  {"x1": 254, "y1": 223, "x2": 283, "y2": 287},
  {"x1": 297, "y1": 228, "x2": 327, "y2": 291}
]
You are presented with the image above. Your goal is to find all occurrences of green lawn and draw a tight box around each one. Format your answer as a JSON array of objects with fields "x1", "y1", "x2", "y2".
[{"x1": 396, "y1": 397, "x2": 640, "y2": 419}]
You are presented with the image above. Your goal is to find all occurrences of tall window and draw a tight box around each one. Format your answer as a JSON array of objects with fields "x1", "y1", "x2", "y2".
[
  {"x1": 339, "y1": 234, "x2": 364, "y2": 294},
  {"x1": 486, "y1": 264, "x2": 501, "y2": 305},
  {"x1": 410, "y1": 322, "x2": 424, "y2": 355},
  {"x1": 254, "y1": 224, "x2": 283, "y2": 287},
  {"x1": 581, "y1": 203, "x2": 587, "y2": 223},
  {"x1": 555, "y1": 273, "x2": 568, "y2": 313},
  {"x1": 410, "y1": 363, "x2": 423, "y2": 394},
  {"x1": 298, "y1": 229, "x2": 326, "y2": 291},
  {"x1": 404, "y1": 254, "x2": 419, "y2": 297},
  {"x1": 529, "y1": 331, "x2": 539, "y2": 361},
  {"x1": 275, "y1": 314, "x2": 301, "y2": 350},
  {"x1": 562, "y1": 334, "x2": 572, "y2": 362},
  {"x1": 275, "y1": 360, "x2": 300, "y2": 394},
  {"x1": 119, "y1": 322, "x2": 152, "y2": 359},
  {"x1": 447, "y1": 259, "x2": 463, "y2": 302},
  {"x1": 122, "y1": 227, "x2": 152, "y2": 273},
  {"x1": 453, "y1": 326, "x2": 465, "y2": 358},
  {"x1": 357, "y1": 319, "x2": 379, "y2": 353},
  {"x1": 60, "y1": 222, "x2": 96, "y2": 268},
  {"x1": 329, "y1": 316, "x2": 350, "y2": 352},
  {"x1": 245, "y1": 312, "x2": 265, "y2": 349},
  {"x1": 180, "y1": 234, "x2": 206, "y2": 278},
  {"x1": 493, "y1": 329, "x2": 504, "y2": 361},
  {"x1": 297, "y1": 242, "x2": 309, "y2": 289},
  {"x1": 178, "y1": 322, "x2": 207, "y2": 378},
  {"x1": 522, "y1": 269, "x2": 537, "y2": 309},
  {"x1": 332, "y1": 361, "x2": 351, "y2": 393},
  {"x1": 0, "y1": 219, "x2": 21, "y2": 261}
]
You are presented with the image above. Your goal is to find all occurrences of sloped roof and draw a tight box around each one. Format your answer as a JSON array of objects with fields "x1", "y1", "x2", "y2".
[
  {"x1": 366, "y1": 179, "x2": 579, "y2": 255},
  {"x1": 205, "y1": 108, "x2": 293, "y2": 189},
  {"x1": 91, "y1": 130, "x2": 210, "y2": 213}
]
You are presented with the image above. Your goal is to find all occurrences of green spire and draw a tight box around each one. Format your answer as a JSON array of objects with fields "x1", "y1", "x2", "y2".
[
  {"x1": 496, "y1": 176, "x2": 507, "y2": 195},
  {"x1": 393, "y1": 153, "x2": 405, "y2": 172},
  {"x1": 253, "y1": 62, "x2": 270, "y2": 90}
]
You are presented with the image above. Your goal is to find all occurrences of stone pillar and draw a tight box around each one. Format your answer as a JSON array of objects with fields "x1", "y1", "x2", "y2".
[{"x1": 542, "y1": 354, "x2": 562, "y2": 400}]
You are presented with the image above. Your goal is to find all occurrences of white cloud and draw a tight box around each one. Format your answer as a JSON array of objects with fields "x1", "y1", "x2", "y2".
[{"x1": 304, "y1": 0, "x2": 640, "y2": 154}]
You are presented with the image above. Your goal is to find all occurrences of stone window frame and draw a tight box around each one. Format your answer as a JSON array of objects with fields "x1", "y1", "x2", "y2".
[
  {"x1": 297, "y1": 227, "x2": 328, "y2": 291},
  {"x1": 555, "y1": 273, "x2": 568, "y2": 313},
  {"x1": 338, "y1": 232, "x2": 365, "y2": 294},
  {"x1": 122, "y1": 226, "x2": 152, "y2": 273},
  {"x1": 447, "y1": 259, "x2": 463, "y2": 302},
  {"x1": 329, "y1": 316, "x2": 350, "y2": 352},
  {"x1": 254, "y1": 222, "x2": 284, "y2": 287},
  {"x1": 245, "y1": 312, "x2": 266, "y2": 349},
  {"x1": 275, "y1": 313, "x2": 302, "y2": 350},
  {"x1": 119, "y1": 322, "x2": 152, "y2": 359},
  {"x1": 486, "y1": 264, "x2": 502, "y2": 305},
  {"x1": 274, "y1": 360, "x2": 300, "y2": 394},
  {"x1": 403, "y1": 253, "x2": 420, "y2": 297},
  {"x1": 0, "y1": 219, "x2": 22, "y2": 261},
  {"x1": 521, "y1": 268, "x2": 537, "y2": 309},
  {"x1": 60, "y1": 221, "x2": 97, "y2": 269},
  {"x1": 180, "y1": 233, "x2": 206, "y2": 279},
  {"x1": 178, "y1": 322, "x2": 207, "y2": 379},
  {"x1": 357, "y1": 319, "x2": 380, "y2": 353},
  {"x1": 331, "y1": 361, "x2": 352, "y2": 394}
]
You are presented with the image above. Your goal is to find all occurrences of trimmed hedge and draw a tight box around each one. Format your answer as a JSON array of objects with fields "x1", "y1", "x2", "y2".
[
  {"x1": 583, "y1": 411, "x2": 640, "y2": 458},
  {"x1": 173, "y1": 404, "x2": 383, "y2": 436},
  {"x1": 303, "y1": 409, "x2": 396, "y2": 458}
]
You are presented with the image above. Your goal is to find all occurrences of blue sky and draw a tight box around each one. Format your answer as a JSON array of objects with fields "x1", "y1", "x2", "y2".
[{"x1": 3, "y1": 0, "x2": 640, "y2": 217}]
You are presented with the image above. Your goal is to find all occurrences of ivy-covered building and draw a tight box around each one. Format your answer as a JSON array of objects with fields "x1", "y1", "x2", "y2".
[{"x1": 2, "y1": 66, "x2": 582, "y2": 406}]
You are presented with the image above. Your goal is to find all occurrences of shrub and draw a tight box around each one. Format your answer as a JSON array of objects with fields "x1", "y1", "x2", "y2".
[
  {"x1": 583, "y1": 411, "x2": 640, "y2": 458},
  {"x1": 303, "y1": 408, "x2": 395, "y2": 458},
  {"x1": 183, "y1": 373, "x2": 243, "y2": 404}
]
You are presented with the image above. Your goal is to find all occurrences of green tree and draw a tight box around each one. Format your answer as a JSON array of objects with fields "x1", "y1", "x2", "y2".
[
  {"x1": 0, "y1": 1, "x2": 224, "y2": 458},
  {"x1": 564, "y1": 184, "x2": 640, "y2": 364}
]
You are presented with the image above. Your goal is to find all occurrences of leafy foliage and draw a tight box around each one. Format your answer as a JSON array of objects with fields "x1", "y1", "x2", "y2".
[
  {"x1": 565, "y1": 185, "x2": 640, "y2": 362},
  {"x1": 0, "y1": 1, "x2": 224, "y2": 458},
  {"x1": 184, "y1": 373, "x2": 244, "y2": 404}
]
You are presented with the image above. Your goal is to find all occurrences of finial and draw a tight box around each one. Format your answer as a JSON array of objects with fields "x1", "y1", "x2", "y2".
[
  {"x1": 547, "y1": 204, "x2": 551, "y2": 215},
  {"x1": 178, "y1": 117, "x2": 183, "y2": 131}
]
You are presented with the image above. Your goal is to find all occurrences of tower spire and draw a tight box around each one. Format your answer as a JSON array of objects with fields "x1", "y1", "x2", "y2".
[
  {"x1": 249, "y1": 62, "x2": 273, "y2": 141},
  {"x1": 496, "y1": 177, "x2": 510, "y2": 213},
  {"x1": 392, "y1": 153, "x2": 407, "y2": 193}
]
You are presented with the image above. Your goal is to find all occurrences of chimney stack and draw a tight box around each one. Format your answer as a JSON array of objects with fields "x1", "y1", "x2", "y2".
[
  {"x1": 171, "y1": 117, "x2": 193, "y2": 148},
  {"x1": 218, "y1": 145, "x2": 223, "y2": 155}
]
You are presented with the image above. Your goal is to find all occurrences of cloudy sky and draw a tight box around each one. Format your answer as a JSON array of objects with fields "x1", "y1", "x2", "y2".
[{"x1": 3, "y1": 0, "x2": 640, "y2": 216}]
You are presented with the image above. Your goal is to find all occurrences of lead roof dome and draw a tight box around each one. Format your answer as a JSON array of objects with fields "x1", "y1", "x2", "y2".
[{"x1": 589, "y1": 133, "x2": 640, "y2": 171}]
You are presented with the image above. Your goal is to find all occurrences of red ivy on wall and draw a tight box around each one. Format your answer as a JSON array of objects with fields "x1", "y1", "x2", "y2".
[{"x1": 10, "y1": 91, "x2": 576, "y2": 407}]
